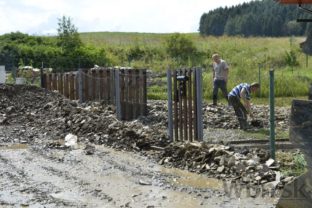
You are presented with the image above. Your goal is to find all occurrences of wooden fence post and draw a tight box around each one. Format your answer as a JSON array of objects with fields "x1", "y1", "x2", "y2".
[
  {"x1": 78, "y1": 68, "x2": 84, "y2": 103},
  {"x1": 115, "y1": 69, "x2": 121, "y2": 120},
  {"x1": 83, "y1": 69, "x2": 89, "y2": 101},
  {"x1": 64, "y1": 73, "x2": 69, "y2": 98},
  {"x1": 195, "y1": 68, "x2": 203, "y2": 141},
  {"x1": 167, "y1": 69, "x2": 173, "y2": 141}
]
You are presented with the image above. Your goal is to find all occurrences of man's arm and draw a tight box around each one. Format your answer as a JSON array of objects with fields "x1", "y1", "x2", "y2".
[
  {"x1": 222, "y1": 62, "x2": 229, "y2": 82},
  {"x1": 240, "y1": 88, "x2": 251, "y2": 114}
]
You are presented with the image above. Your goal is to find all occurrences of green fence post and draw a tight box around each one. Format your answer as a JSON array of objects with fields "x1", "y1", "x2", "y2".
[
  {"x1": 258, "y1": 64, "x2": 261, "y2": 97},
  {"x1": 269, "y1": 69, "x2": 275, "y2": 160}
]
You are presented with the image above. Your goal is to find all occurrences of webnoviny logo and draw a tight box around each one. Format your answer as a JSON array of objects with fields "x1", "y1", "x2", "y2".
[
  {"x1": 223, "y1": 179, "x2": 312, "y2": 201},
  {"x1": 222, "y1": 181, "x2": 282, "y2": 198}
]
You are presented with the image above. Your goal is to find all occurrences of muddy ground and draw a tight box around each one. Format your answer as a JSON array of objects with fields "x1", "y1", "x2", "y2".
[{"x1": 0, "y1": 85, "x2": 293, "y2": 207}]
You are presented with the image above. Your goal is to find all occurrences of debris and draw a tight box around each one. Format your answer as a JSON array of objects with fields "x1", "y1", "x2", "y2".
[
  {"x1": 265, "y1": 158, "x2": 275, "y2": 167},
  {"x1": 139, "y1": 179, "x2": 152, "y2": 186},
  {"x1": 64, "y1": 133, "x2": 78, "y2": 147}
]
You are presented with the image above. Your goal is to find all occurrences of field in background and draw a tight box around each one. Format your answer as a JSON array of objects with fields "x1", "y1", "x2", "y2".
[{"x1": 79, "y1": 33, "x2": 312, "y2": 105}]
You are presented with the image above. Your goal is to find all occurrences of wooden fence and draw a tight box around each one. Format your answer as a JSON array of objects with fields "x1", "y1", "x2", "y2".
[
  {"x1": 42, "y1": 68, "x2": 147, "y2": 120},
  {"x1": 167, "y1": 68, "x2": 203, "y2": 142}
]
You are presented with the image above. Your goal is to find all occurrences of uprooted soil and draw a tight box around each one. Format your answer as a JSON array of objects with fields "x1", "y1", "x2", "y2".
[{"x1": 0, "y1": 84, "x2": 294, "y2": 207}]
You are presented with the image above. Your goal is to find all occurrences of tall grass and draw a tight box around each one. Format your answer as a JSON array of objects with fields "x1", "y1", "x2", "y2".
[{"x1": 80, "y1": 32, "x2": 312, "y2": 104}]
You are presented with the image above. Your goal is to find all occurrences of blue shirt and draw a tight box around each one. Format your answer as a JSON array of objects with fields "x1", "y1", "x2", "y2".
[{"x1": 228, "y1": 83, "x2": 251, "y2": 100}]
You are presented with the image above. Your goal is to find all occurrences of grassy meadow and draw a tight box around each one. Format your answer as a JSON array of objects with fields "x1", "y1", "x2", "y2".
[{"x1": 79, "y1": 32, "x2": 312, "y2": 106}]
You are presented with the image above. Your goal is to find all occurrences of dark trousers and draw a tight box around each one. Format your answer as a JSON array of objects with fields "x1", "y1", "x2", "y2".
[
  {"x1": 228, "y1": 95, "x2": 248, "y2": 129},
  {"x1": 213, "y1": 79, "x2": 228, "y2": 105}
]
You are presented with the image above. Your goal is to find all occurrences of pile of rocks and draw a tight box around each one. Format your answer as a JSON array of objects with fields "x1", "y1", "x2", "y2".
[
  {"x1": 0, "y1": 84, "x2": 293, "y2": 188},
  {"x1": 159, "y1": 142, "x2": 293, "y2": 189},
  {"x1": 204, "y1": 104, "x2": 289, "y2": 130}
]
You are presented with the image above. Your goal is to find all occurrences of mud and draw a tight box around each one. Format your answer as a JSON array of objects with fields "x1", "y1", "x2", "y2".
[{"x1": 0, "y1": 84, "x2": 289, "y2": 207}]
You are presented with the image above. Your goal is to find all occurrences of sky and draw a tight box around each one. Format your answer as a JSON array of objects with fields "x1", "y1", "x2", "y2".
[{"x1": 0, "y1": 0, "x2": 253, "y2": 35}]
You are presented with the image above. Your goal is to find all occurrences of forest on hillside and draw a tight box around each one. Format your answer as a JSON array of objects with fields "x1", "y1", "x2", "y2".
[{"x1": 199, "y1": 0, "x2": 311, "y2": 37}]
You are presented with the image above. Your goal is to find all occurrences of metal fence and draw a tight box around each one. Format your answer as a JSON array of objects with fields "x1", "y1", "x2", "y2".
[
  {"x1": 167, "y1": 68, "x2": 203, "y2": 142},
  {"x1": 42, "y1": 67, "x2": 147, "y2": 121}
]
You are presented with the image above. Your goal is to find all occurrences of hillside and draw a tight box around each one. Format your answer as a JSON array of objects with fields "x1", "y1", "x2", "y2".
[{"x1": 1, "y1": 31, "x2": 311, "y2": 101}]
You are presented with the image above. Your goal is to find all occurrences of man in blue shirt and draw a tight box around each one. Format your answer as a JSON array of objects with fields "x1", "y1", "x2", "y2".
[{"x1": 228, "y1": 82, "x2": 260, "y2": 130}]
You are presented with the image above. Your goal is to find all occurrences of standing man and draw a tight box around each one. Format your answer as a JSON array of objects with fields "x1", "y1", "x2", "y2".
[
  {"x1": 212, "y1": 53, "x2": 229, "y2": 106},
  {"x1": 228, "y1": 82, "x2": 260, "y2": 130}
]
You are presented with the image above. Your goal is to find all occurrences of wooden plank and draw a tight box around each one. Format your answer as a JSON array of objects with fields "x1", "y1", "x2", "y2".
[
  {"x1": 178, "y1": 69, "x2": 183, "y2": 141},
  {"x1": 115, "y1": 69, "x2": 121, "y2": 119},
  {"x1": 64, "y1": 73, "x2": 69, "y2": 98},
  {"x1": 87, "y1": 70, "x2": 93, "y2": 100},
  {"x1": 99, "y1": 70, "x2": 104, "y2": 100},
  {"x1": 134, "y1": 70, "x2": 140, "y2": 119},
  {"x1": 78, "y1": 68, "x2": 84, "y2": 103},
  {"x1": 46, "y1": 74, "x2": 51, "y2": 90},
  {"x1": 124, "y1": 69, "x2": 130, "y2": 120},
  {"x1": 52, "y1": 73, "x2": 57, "y2": 91},
  {"x1": 142, "y1": 69, "x2": 147, "y2": 116},
  {"x1": 69, "y1": 73, "x2": 75, "y2": 100},
  {"x1": 120, "y1": 69, "x2": 125, "y2": 120},
  {"x1": 167, "y1": 69, "x2": 173, "y2": 141},
  {"x1": 188, "y1": 69, "x2": 193, "y2": 142},
  {"x1": 83, "y1": 69, "x2": 89, "y2": 101},
  {"x1": 183, "y1": 69, "x2": 188, "y2": 141},
  {"x1": 96, "y1": 69, "x2": 100, "y2": 100},
  {"x1": 58, "y1": 73, "x2": 64, "y2": 95},
  {"x1": 193, "y1": 69, "x2": 198, "y2": 139},
  {"x1": 173, "y1": 70, "x2": 178, "y2": 142},
  {"x1": 75, "y1": 72, "x2": 79, "y2": 100},
  {"x1": 128, "y1": 70, "x2": 134, "y2": 120},
  {"x1": 91, "y1": 70, "x2": 97, "y2": 101},
  {"x1": 105, "y1": 69, "x2": 110, "y2": 104},
  {"x1": 110, "y1": 68, "x2": 115, "y2": 105}
]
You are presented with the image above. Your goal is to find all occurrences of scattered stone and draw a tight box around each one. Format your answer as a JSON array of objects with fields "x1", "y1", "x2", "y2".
[
  {"x1": 217, "y1": 166, "x2": 225, "y2": 173},
  {"x1": 139, "y1": 180, "x2": 152, "y2": 186},
  {"x1": 265, "y1": 159, "x2": 275, "y2": 167}
]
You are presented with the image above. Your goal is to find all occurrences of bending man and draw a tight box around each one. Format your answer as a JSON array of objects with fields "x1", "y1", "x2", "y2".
[{"x1": 228, "y1": 82, "x2": 260, "y2": 130}]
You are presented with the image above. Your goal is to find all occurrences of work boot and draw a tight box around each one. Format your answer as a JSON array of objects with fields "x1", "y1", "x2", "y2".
[{"x1": 239, "y1": 119, "x2": 250, "y2": 130}]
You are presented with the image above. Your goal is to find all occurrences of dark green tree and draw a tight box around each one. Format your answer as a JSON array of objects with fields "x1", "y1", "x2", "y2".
[
  {"x1": 165, "y1": 33, "x2": 198, "y2": 65},
  {"x1": 57, "y1": 16, "x2": 82, "y2": 53}
]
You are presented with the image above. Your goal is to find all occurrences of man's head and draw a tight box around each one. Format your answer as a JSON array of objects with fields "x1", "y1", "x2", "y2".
[
  {"x1": 250, "y1": 82, "x2": 260, "y2": 93},
  {"x1": 212, "y1": 53, "x2": 220, "y2": 63}
]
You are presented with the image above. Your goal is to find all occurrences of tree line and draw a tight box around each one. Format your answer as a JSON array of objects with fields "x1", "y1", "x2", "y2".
[
  {"x1": 0, "y1": 16, "x2": 208, "y2": 72},
  {"x1": 199, "y1": 0, "x2": 311, "y2": 37}
]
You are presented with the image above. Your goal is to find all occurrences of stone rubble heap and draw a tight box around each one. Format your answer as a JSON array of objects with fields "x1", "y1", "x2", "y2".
[{"x1": 0, "y1": 84, "x2": 294, "y2": 189}]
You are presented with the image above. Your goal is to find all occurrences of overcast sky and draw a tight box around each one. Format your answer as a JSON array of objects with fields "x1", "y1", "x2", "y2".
[{"x1": 0, "y1": 0, "x2": 254, "y2": 35}]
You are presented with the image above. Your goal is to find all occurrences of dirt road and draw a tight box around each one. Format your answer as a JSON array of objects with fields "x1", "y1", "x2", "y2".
[
  {"x1": 0, "y1": 127, "x2": 278, "y2": 208},
  {"x1": 0, "y1": 85, "x2": 284, "y2": 207}
]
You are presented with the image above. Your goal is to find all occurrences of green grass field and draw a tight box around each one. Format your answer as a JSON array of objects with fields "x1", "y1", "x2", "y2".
[{"x1": 80, "y1": 32, "x2": 312, "y2": 106}]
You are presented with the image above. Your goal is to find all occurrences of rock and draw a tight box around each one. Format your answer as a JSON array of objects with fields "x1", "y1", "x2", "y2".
[
  {"x1": 227, "y1": 156, "x2": 236, "y2": 167},
  {"x1": 64, "y1": 133, "x2": 78, "y2": 147},
  {"x1": 139, "y1": 179, "x2": 152, "y2": 186},
  {"x1": 84, "y1": 144, "x2": 95, "y2": 155},
  {"x1": 265, "y1": 158, "x2": 275, "y2": 167},
  {"x1": 282, "y1": 176, "x2": 294, "y2": 184},
  {"x1": 246, "y1": 159, "x2": 257, "y2": 167},
  {"x1": 217, "y1": 166, "x2": 225, "y2": 173}
]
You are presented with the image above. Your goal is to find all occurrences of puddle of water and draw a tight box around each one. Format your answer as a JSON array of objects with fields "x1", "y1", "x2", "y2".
[
  {"x1": 161, "y1": 167, "x2": 223, "y2": 190},
  {"x1": 0, "y1": 144, "x2": 28, "y2": 150}
]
